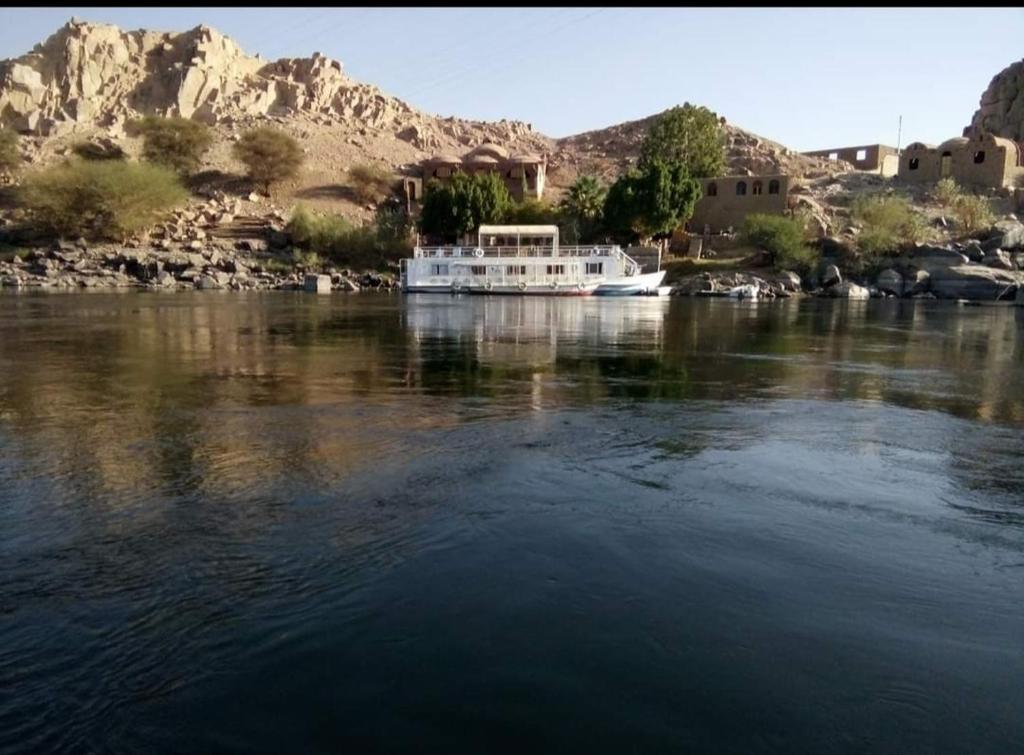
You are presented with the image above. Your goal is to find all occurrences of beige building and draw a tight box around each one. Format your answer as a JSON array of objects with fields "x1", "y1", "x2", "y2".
[
  {"x1": 403, "y1": 143, "x2": 548, "y2": 211},
  {"x1": 898, "y1": 133, "x2": 1024, "y2": 188},
  {"x1": 803, "y1": 144, "x2": 899, "y2": 176},
  {"x1": 686, "y1": 175, "x2": 793, "y2": 233}
]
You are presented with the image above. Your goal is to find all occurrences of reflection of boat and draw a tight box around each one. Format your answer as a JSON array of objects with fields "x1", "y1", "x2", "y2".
[
  {"x1": 593, "y1": 271, "x2": 667, "y2": 296},
  {"x1": 401, "y1": 225, "x2": 650, "y2": 296}
]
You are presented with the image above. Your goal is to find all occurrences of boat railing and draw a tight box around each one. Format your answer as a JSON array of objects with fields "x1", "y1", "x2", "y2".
[{"x1": 413, "y1": 245, "x2": 624, "y2": 259}]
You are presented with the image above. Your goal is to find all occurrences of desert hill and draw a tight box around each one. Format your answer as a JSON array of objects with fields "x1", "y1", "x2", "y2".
[{"x1": 0, "y1": 19, "x2": 844, "y2": 220}]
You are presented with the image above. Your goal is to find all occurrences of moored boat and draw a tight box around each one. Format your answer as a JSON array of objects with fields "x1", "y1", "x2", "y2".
[{"x1": 400, "y1": 225, "x2": 652, "y2": 296}]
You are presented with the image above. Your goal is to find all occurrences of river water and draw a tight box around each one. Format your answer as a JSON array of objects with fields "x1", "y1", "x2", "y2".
[{"x1": 1, "y1": 292, "x2": 1022, "y2": 754}]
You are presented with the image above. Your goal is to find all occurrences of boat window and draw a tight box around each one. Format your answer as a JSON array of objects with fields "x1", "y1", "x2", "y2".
[
  {"x1": 546, "y1": 264, "x2": 565, "y2": 275},
  {"x1": 586, "y1": 262, "x2": 604, "y2": 275},
  {"x1": 470, "y1": 265, "x2": 487, "y2": 275},
  {"x1": 506, "y1": 265, "x2": 526, "y2": 275},
  {"x1": 429, "y1": 264, "x2": 448, "y2": 276}
]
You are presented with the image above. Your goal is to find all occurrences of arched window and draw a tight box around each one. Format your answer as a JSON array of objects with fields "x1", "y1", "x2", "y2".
[
  {"x1": 768, "y1": 179, "x2": 780, "y2": 195},
  {"x1": 431, "y1": 169, "x2": 438, "y2": 178},
  {"x1": 736, "y1": 181, "x2": 747, "y2": 196},
  {"x1": 408, "y1": 182, "x2": 417, "y2": 201},
  {"x1": 973, "y1": 150, "x2": 985, "y2": 164},
  {"x1": 752, "y1": 180, "x2": 763, "y2": 195},
  {"x1": 707, "y1": 182, "x2": 717, "y2": 197},
  {"x1": 908, "y1": 158, "x2": 919, "y2": 170}
]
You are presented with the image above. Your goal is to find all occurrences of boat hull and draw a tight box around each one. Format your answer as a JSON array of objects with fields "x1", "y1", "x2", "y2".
[{"x1": 592, "y1": 271, "x2": 667, "y2": 296}]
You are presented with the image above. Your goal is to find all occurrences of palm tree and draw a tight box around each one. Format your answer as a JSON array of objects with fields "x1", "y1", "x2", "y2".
[{"x1": 560, "y1": 175, "x2": 606, "y2": 243}]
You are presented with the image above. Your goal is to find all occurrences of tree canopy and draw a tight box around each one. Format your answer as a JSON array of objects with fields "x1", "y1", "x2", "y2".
[
  {"x1": 602, "y1": 158, "x2": 702, "y2": 243},
  {"x1": 232, "y1": 127, "x2": 304, "y2": 193},
  {"x1": 418, "y1": 172, "x2": 512, "y2": 242},
  {"x1": 639, "y1": 104, "x2": 726, "y2": 178},
  {"x1": 136, "y1": 116, "x2": 213, "y2": 175}
]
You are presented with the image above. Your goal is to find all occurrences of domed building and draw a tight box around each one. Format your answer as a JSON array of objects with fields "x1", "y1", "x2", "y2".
[
  {"x1": 403, "y1": 143, "x2": 549, "y2": 212},
  {"x1": 898, "y1": 131, "x2": 1024, "y2": 188}
]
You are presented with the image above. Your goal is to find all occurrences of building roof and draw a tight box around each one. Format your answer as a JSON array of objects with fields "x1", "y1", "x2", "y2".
[
  {"x1": 905, "y1": 142, "x2": 935, "y2": 151},
  {"x1": 938, "y1": 137, "x2": 969, "y2": 151},
  {"x1": 509, "y1": 153, "x2": 543, "y2": 163},
  {"x1": 468, "y1": 143, "x2": 510, "y2": 160},
  {"x1": 424, "y1": 153, "x2": 461, "y2": 164},
  {"x1": 478, "y1": 224, "x2": 559, "y2": 236},
  {"x1": 465, "y1": 155, "x2": 500, "y2": 165}
]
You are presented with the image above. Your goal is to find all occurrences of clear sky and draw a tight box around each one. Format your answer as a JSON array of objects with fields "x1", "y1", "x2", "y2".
[{"x1": 2, "y1": 7, "x2": 1022, "y2": 151}]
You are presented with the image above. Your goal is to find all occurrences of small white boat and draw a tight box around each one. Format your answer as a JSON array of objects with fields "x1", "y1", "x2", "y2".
[{"x1": 592, "y1": 270, "x2": 667, "y2": 297}]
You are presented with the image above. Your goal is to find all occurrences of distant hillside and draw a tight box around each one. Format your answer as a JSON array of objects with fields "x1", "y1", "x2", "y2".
[{"x1": 0, "y1": 19, "x2": 845, "y2": 220}]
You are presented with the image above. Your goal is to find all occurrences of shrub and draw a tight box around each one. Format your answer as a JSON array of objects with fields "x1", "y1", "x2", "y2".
[
  {"x1": 504, "y1": 198, "x2": 560, "y2": 225},
  {"x1": 348, "y1": 163, "x2": 395, "y2": 204},
  {"x1": 287, "y1": 203, "x2": 411, "y2": 269},
  {"x1": 741, "y1": 213, "x2": 820, "y2": 275},
  {"x1": 232, "y1": 127, "x2": 303, "y2": 193},
  {"x1": 0, "y1": 128, "x2": 20, "y2": 174},
  {"x1": 136, "y1": 116, "x2": 213, "y2": 175},
  {"x1": 851, "y1": 194, "x2": 930, "y2": 256},
  {"x1": 932, "y1": 177, "x2": 961, "y2": 208},
  {"x1": 18, "y1": 159, "x2": 187, "y2": 240},
  {"x1": 952, "y1": 193, "x2": 995, "y2": 235}
]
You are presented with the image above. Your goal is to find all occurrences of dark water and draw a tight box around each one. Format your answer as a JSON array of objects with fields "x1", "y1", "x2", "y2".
[{"x1": 1, "y1": 292, "x2": 1023, "y2": 754}]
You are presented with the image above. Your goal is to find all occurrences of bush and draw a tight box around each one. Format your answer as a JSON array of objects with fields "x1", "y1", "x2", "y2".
[
  {"x1": 741, "y1": 213, "x2": 820, "y2": 275},
  {"x1": 0, "y1": 128, "x2": 20, "y2": 174},
  {"x1": 952, "y1": 193, "x2": 995, "y2": 235},
  {"x1": 504, "y1": 198, "x2": 560, "y2": 225},
  {"x1": 932, "y1": 177, "x2": 961, "y2": 208},
  {"x1": 287, "y1": 203, "x2": 411, "y2": 269},
  {"x1": 232, "y1": 127, "x2": 303, "y2": 193},
  {"x1": 18, "y1": 159, "x2": 187, "y2": 240},
  {"x1": 348, "y1": 163, "x2": 395, "y2": 204},
  {"x1": 136, "y1": 116, "x2": 213, "y2": 175},
  {"x1": 851, "y1": 194, "x2": 930, "y2": 256}
]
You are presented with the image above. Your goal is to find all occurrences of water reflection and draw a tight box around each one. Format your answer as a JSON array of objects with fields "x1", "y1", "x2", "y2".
[{"x1": 2, "y1": 292, "x2": 1024, "y2": 754}]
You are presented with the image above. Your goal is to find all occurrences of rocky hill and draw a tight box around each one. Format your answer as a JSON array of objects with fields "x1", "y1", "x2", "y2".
[
  {"x1": 965, "y1": 57, "x2": 1024, "y2": 141},
  {"x1": 1, "y1": 18, "x2": 843, "y2": 214}
]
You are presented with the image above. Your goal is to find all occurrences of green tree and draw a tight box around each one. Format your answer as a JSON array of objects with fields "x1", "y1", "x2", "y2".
[
  {"x1": 504, "y1": 197, "x2": 560, "y2": 225},
  {"x1": 232, "y1": 127, "x2": 304, "y2": 193},
  {"x1": 639, "y1": 104, "x2": 726, "y2": 178},
  {"x1": 0, "y1": 128, "x2": 20, "y2": 175},
  {"x1": 136, "y1": 116, "x2": 213, "y2": 175},
  {"x1": 560, "y1": 175, "x2": 606, "y2": 242},
  {"x1": 19, "y1": 159, "x2": 187, "y2": 240},
  {"x1": 602, "y1": 159, "x2": 702, "y2": 244},
  {"x1": 741, "y1": 213, "x2": 819, "y2": 275},
  {"x1": 419, "y1": 172, "x2": 512, "y2": 242}
]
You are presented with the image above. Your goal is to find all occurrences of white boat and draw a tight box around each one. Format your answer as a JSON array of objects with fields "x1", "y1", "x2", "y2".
[
  {"x1": 592, "y1": 270, "x2": 667, "y2": 296},
  {"x1": 400, "y1": 224, "x2": 650, "y2": 296}
]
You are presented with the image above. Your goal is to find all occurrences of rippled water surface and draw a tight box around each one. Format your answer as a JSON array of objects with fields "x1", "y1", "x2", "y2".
[{"x1": 1, "y1": 292, "x2": 1023, "y2": 754}]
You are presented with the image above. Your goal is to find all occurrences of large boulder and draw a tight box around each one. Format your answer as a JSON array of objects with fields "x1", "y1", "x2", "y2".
[
  {"x1": 876, "y1": 268, "x2": 904, "y2": 296},
  {"x1": 928, "y1": 265, "x2": 1022, "y2": 300},
  {"x1": 774, "y1": 270, "x2": 802, "y2": 293},
  {"x1": 828, "y1": 281, "x2": 870, "y2": 299},
  {"x1": 905, "y1": 244, "x2": 970, "y2": 268}
]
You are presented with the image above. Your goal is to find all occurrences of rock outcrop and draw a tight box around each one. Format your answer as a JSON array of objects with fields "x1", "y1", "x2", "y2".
[
  {"x1": 965, "y1": 57, "x2": 1024, "y2": 141},
  {"x1": 0, "y1": 19, "x2": 431, "y2": 135}
]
